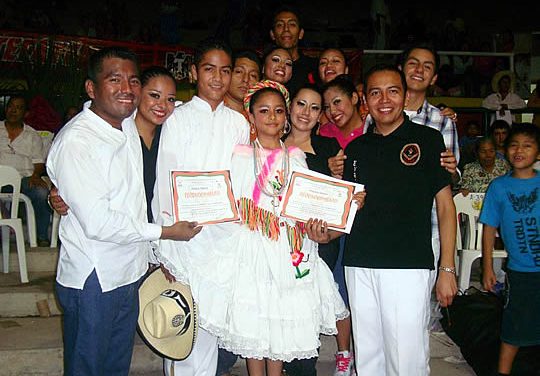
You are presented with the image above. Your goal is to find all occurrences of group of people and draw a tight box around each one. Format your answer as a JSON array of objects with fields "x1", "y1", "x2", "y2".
[{"x1": 19, "y1": 4, "x2": 537, "y2": 376}]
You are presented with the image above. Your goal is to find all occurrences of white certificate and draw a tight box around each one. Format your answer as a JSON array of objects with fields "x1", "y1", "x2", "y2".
[
  {"x1": 170, "y1": 170, "x2": 239, "y2": 225},
  {"x1": 280, "y1": 167, "x2": 364, "y2": 233}
]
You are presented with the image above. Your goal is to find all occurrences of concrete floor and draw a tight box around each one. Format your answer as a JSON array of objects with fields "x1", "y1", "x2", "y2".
[
  {"x1": 1, "y1": 249, "x2": 477, "y2": 375},
  {"x1": 131, "y1": 331, "x2": 476, "y2": 375}
]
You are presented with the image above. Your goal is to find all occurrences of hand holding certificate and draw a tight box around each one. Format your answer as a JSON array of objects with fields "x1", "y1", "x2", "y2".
[
  {"x1": 280, "y1": 167, "x2": 364, "y2": 233},
  {"x1": 171, "y1": 170, "x2": 239, "y2": 225}
]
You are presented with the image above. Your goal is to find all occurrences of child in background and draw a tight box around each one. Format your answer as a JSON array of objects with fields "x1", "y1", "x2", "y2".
[
  {"x1": 480, "y1": 123, "x2": 540, "y2": 376},
  {"x1": 458, "y1": 120, "x2": 482, "y2": 169}
]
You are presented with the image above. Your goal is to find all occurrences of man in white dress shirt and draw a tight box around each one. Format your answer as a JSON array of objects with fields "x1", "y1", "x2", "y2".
[
  {"x1": 152, "y1": 38, "x2": 250, "y2": 376},
  {"x1": 46, "y1": 46, "x2": 201, "y2": 376}
]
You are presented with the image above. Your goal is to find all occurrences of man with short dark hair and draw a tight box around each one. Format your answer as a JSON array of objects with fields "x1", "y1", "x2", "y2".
[
  {"x1": 224, "y1": 49, "x2": 262, "y2": 115},
  {"x1": 269, "y1": 5, "x2": 317, "y2": 96},
  {"x1": 489, "y1": 119, "x2": 512, "y2": 159},
  {"x1": 47, "y1": 46, "x2": 201, "y2": 376},
  {"x1": 343, "y1": 64, "x2": 457, "y2": 375}
]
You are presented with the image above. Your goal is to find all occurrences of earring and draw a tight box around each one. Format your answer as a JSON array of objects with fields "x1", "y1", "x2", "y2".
[
  {"x1": 250, "y1": 123, "x2": 256, "y2": 135},
  {"x1": 283, "y1": 120, "x2": 291, "y2": 135}
]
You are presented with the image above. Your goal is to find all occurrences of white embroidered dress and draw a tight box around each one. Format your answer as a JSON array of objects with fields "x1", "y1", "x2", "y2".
[{"x1": 159, "y1": 144, "x2": 348, "y2": 361}]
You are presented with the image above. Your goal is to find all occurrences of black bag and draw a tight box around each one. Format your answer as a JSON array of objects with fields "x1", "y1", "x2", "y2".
[
  {"x1": 440, "y1": 287, "x2": 503, "y2": 376},
  {"x1": 441, "y1": 287, "x2": 540, "y2": 376}
]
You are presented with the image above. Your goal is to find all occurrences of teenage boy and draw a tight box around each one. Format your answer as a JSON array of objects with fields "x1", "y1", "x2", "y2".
[{"x1": 152, "y1": 38, "x2": 250, "y2": 376}]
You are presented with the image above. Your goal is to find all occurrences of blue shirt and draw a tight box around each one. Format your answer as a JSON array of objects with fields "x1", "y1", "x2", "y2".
[{"x1": 479, "y1": 172, "x2": 540, "y2": 272}]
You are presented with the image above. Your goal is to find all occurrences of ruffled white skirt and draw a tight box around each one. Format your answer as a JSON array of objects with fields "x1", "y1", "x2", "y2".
[{"x1": 157, "y1": 222, "x2": 348, "y2": 361}]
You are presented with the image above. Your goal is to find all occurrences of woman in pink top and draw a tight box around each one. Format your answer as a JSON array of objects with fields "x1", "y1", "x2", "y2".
[{"x1": 321, "y1": 74, "x2": 366, "y2": 150}]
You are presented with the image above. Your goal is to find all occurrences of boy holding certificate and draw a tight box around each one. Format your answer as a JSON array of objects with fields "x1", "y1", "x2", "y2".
[{"x1": 309, "y1": 64, "x2": 458, "y2": 376}]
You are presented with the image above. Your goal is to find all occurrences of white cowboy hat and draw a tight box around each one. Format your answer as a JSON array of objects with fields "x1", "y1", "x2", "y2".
[
  {"x1": 137, "y1": 268, "x2": 197, "y2": 360},
  {"x1": 491, "y1": 70, "x2": 515, "y2": 93}
]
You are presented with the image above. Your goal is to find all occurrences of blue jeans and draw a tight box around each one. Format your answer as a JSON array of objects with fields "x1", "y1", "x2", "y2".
[
  {"x1": 56, "y1": 270, "x2": 142, "y2": 376},
  {"x1": 20, "y1": 177, "x2": 51, "y2": 240}
]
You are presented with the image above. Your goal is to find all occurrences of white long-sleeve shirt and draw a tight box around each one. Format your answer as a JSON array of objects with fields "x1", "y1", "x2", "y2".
[
  {"x1": 46, "y1": 104, "x2": 162, "y2": 292},
  {"x1": 482, "y1": 92, "x2": 526, "y2": 124},
  {"x1": 482, "y1": 92, "x2": 526, "y2": 110},
  {"x1": 152, "y1": 96, "x2": 249, "y2": 282}
]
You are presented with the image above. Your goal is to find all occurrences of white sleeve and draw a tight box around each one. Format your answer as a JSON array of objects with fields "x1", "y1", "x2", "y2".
[
  {"x1": 482, "y1": 94, "x2": 501, "y2": 110},
  {"x1": 48, "y1": 140, "x2": 161, "y2": 244},
  {"x1": 30, "y1": 131, "x2": 45, "y2": 165},
  {"x1": 504, "y1": 94, "x2": 527, "y2": 109}
]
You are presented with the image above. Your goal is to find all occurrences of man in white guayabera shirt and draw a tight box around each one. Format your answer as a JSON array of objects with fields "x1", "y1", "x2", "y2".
[{"x1": 46, "y1": 46, "x2": 201, "y2": 376}]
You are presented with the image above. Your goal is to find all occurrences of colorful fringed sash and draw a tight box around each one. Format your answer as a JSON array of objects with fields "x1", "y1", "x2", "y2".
[{"x1": 238, "y1": 197, "x2": 310, "y2": 279}]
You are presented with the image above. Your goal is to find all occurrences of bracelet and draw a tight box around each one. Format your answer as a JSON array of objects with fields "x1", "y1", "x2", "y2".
[{"x1": 439, "y1": 266, "x2": 456, "y2": 275}]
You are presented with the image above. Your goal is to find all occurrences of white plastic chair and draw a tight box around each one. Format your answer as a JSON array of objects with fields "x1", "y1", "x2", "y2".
[
  {"x1": 0, "y1": 192, "x2": 37, "y2": 247},
  {"x1": 453, "y1": 192, "x2": 507, "y2": 291},
  {"x1": 0, "y1": 165, "x2": 29, "y2": 283}
]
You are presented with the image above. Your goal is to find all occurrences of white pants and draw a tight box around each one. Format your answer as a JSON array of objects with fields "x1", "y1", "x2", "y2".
[
  {"x1": 345, "y1": 267, "x2": 431, "y2": 376},
  {"x1": 164, "y1": 327, "x2": 218, "y2": 376},
  {"x1": 429, "y1": 236, "x2": 441, "y2": 290}
]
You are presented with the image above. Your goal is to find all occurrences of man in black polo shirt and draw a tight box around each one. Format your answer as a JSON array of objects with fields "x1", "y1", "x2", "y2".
[{"x1": 342, "y1": 64, "x2": 457, "y2": 375}]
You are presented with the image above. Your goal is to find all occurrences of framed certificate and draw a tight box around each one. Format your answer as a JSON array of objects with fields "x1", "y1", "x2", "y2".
[
  {"x1": 280, "y1": 168, "x2": 364, "y2": 233},
  {"x1": 171, "y1": 170, "x2": 239, "y2": 225}
]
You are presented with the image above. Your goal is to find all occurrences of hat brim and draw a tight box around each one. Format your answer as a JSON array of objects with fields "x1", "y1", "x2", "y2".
[
  {"x1": 137, "y1": 268, "x2": 197, "y2": 360},
  {"x1": 491, "y1": 70, "x2": 515, "y2": 93}
]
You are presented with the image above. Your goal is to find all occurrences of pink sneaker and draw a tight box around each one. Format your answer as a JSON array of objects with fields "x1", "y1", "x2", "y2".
[{"x1": 334, "y1": 351, "x2": 356, "y2": 376}]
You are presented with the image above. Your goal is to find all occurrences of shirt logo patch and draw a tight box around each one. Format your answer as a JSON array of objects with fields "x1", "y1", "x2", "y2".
[{"x1": 400, "y1": 143, "x2": 421, "y2": 166}]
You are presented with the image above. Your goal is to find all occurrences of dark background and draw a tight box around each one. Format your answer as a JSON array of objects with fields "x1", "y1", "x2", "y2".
[{"x1": 1, "y1": 0, "x2": 538, "y2": 50}]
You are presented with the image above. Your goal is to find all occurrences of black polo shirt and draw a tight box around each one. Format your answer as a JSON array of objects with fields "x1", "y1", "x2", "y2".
[
  {"x1": 342, "y1": 118, "x2": 451, "y2": 269},
  {"x1": 286, "y1": 52, "x2": 318, "y2": 97}
]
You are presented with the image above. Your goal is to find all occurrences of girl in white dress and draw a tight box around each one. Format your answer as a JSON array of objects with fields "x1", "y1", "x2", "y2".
[{"x1": 160, "y1": 80, "x2": 353, "y2": 376}]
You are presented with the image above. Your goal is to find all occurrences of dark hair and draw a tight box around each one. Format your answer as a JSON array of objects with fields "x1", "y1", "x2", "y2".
[
  {"x1": 248, "y1": 87, "x2": 287, "y2": 115},
  {"x1": 399, "y1": 42, "x2": 440, "y2": 74},
  {"x1": 87, "y1": 46, "x2": 139, "y2": 82},
  {"x1": 319, "y1": 47, "x2": 348, "y2": 64},
  {"x1": 489, "y1": 119, "x2": 511, "y2": 134},
  {"x1": 193, "y1": 38, "x2": 233, "y2": 69},
  {"x1": 474, "y1": 136, "x2": 495, "y2": 154},
  {"x1": 140, "y1": 66, "x2": 176, "y2": 87},
  {"x1": 233, "y1": 50, "x2": 262, "y2": 75},
  {"x1": 291, "y1": 83, "x2": 322, "y2": 103},
  {"x1": 465, "y1": 120, "x2": 481, "y2": 128},
  {"x1": 271, "y1": 4, "x2": 303, "y2": 29},
  {"x1": 363, "y1": 64, "x2": 408, "y2": 93},
  {"x1": 6, "y1": 94, "x2": 28, "y2": 109},
  {"x1": 262, "y1": 44, "x2": 292, "y2": 63},
  {"x1": 504, "y1": 122, "x2": 540, "y2": 149},
  {"x1": 322, "y1": 74, "x2": 358, "y2": 102}
]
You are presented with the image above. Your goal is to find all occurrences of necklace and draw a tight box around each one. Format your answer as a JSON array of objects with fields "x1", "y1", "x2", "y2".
[{"x1": 253, "y1": 138, "x2": 290, "y2": 211}]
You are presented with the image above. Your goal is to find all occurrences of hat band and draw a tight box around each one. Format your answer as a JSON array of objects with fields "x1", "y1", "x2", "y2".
[{"x1": 160, "y1": 289, "x2": 192, "y2": 336}]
